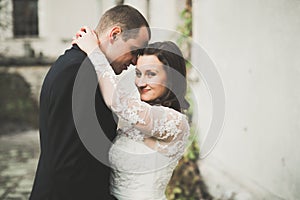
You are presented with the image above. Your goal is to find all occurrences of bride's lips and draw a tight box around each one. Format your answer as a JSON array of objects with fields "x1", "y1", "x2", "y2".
[{"x1": 141, "y1": 88, "x2": 150, "y2": 94}]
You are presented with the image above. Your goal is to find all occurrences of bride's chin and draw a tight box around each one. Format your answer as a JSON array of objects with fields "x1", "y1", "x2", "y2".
[{"x1": 140, "y1": 95, "x2": 150, "y2": 102}]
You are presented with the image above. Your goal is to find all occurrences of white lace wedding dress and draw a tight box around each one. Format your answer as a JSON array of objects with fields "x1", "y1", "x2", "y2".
[{"x1": 88, "y1": 50, "x2": 190, "y2": 200}]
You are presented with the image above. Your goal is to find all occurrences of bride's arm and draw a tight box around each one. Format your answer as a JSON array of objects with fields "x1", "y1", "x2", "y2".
[{"x1": 73, "y1": 27, "x2": 190, "y2": 144}]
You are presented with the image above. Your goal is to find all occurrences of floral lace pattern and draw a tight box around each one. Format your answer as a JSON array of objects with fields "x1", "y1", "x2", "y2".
[
  {"x1": 88, "y1": 50, "x2": 190, "y2": 199},
  {"x1": 88, "y1": 51, "x2": 190, "y2": 157},
  {"x1": 109, "y1": 135, "x2": 178, "y2": 199}
]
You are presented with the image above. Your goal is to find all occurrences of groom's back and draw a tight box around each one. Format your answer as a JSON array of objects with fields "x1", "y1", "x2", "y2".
[{"x1": 30, "y1": 45, "x2": 117, "y2": 200}]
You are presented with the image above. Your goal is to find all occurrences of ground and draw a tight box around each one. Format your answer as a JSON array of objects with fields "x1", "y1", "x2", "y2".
[{"x1": 0, "y1": 130, "x2": 39, "y2": 200}]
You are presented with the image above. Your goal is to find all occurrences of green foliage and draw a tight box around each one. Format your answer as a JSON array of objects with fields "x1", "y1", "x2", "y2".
[
  {"x1": 177, "y1": 7, "x2": 193, "y2": 38},
  {"x1": 166, "y1": 140, "x2": 199, "y2": 199},
  {"x1": 166, "y1": 81, "x2": 212, "y2": 199},
  {"x1": 177, "y1": 0, "x2": 193, "y2": 65},
  {"x1": 166, "y1": 1, "x2": 213, "y2": 199},
  {"x1": 0, "y1": 71, "x2": 38, "y2": 134},
  {"x1": 166, "y1": 127, "x2": 213, "y2": 200}
]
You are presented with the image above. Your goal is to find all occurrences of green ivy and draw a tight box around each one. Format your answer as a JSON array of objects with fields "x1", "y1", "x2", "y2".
[{"x1": 166, "y1": 1, "x2": 213, "y2": 199}]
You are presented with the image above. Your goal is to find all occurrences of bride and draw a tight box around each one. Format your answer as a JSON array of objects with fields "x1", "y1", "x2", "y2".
[{"x1": 73, "y1": 27, "x2": 190, "y2": 200}]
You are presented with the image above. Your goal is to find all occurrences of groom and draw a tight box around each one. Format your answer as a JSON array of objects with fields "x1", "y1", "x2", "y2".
[{"x1": 30, "y1": 5, "x2": 150, "y2": 200}]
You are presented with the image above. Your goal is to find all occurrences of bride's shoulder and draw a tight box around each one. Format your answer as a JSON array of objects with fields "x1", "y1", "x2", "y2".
[{"x1": 152, "y1": 105, "x2": 190, "y2": 130}]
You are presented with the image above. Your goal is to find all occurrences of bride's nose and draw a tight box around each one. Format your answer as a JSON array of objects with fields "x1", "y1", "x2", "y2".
[{"x1": 135, "y1": 77, "x2": 147, "y2": 87}]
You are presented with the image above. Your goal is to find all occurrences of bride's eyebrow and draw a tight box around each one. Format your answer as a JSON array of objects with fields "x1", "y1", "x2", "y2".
[{"x1": 145, "y1": 69, "x2": 159, "y2": 73}]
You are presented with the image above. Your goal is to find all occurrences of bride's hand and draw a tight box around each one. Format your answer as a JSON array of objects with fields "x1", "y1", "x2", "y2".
[{"x1": 72, "y1": 26, "x2": 100, "y2": 55}]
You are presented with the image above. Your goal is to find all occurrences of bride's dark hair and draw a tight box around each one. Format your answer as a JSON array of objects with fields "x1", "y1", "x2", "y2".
[{"x1": 139, "y1": 41, "x2": 190, "y2": 113}]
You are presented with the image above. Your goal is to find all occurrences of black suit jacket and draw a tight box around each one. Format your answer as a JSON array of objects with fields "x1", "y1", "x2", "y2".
[{"x1": 30, "y1": 45, "x2": 117, "y2": 200}]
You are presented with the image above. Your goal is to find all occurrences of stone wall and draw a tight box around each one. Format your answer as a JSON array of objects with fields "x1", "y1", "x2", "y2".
[
  {"x1": 0, "y1": 66, "x2": 49, "y2": 134},
  {"x1": 0, "y1": 66, "x2": 50, "y2": 102}
]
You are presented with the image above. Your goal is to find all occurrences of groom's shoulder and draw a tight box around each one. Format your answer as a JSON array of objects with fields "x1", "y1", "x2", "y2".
[
  {"x1": 47, "y1": 45, "x2": 87, "y2": 78},
  {"x1": 54, "y1": 44, "x2": 86, "y2": 68},
  {"x1": 43, "y1": 45, "x2": 87, "y2": 88}
]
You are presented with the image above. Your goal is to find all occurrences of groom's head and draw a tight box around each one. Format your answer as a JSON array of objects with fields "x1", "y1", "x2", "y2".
[{"x1": 95, "y1": 5, "x2": 151, "y2": 75}]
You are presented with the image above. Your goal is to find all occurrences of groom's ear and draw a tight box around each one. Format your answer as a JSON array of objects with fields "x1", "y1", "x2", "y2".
[{"x1": 109, "y1": 26, "x2": 122, "y2": 43}]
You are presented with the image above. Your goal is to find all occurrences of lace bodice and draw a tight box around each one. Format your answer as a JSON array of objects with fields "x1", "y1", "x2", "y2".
[
  {"x1": 109, "y1": 133, "x2": 178, "y2": 200},
  {"x1": 88, "y1": 50, "x2": 190, "y2": 199}
]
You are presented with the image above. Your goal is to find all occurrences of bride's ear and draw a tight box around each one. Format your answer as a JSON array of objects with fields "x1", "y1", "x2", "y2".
[{"x1": 109, "y1": 26, "x2": 122, "y2": 43}]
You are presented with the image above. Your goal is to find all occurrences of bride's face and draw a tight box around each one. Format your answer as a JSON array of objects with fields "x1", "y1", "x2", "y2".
[{"x1": 135, "y1": 55, "x2": 167, "y2": 102}]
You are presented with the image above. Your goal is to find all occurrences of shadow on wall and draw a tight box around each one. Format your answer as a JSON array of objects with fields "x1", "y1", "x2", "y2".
[{"x1": 0, "y1": 71, "x2": 39, "y2": 135}]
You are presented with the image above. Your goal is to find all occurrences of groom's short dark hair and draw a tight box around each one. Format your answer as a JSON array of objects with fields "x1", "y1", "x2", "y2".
[{"x1": 96, "y1": 5, "x2": 151, "y2": 41}]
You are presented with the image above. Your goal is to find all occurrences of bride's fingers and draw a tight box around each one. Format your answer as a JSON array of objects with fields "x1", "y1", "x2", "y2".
[
  {"x1": 76, "y1": 31, "x2": 82, "y2": 38},
  {"x1": 81, "y1": 26, "x2": 92, "y2": 34},
  {"x1": 76, "y1": 30, "x2": 87, "y2": 38},
  {"x1": 80, "y1": 27, "x2": 86, "y2": 33},
  {"x1": 80, "y1": 26, "x2": 87, "y2": 33},
  {"x1": 79, "y1": 26, "x2": 98, "y2": 39}
]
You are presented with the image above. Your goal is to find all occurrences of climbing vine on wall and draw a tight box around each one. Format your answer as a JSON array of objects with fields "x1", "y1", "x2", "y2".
[
  {"x1": 166, "y1": 1, "x2": 213, "y2": 199},
  {"x1": 177, "y1": 0, "x2": 193, "y2": 62}
]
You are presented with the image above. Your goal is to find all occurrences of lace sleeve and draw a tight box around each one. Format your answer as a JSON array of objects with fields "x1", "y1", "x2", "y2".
[{"x1": 88, "y1": 50, "x2": 190, "y2": 149}]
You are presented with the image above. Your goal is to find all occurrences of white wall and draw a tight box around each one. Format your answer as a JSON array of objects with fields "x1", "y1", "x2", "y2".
[
  {"x1": 1, "y1": 0, "x2": 114, "y2": 58},
  {"x1": 124, "y1": 0, "x2": 184, "y2": 42},
  {"x1": 1, "y1": 0, "x2": 188, "y2": 58},
  {"x1": 39, "y1": 0, "x2": 102, "y2": 39},
  {"x1": 124, "y1": 0, "x2": 148, "y2": 21},
  {"x1": 1, "y1": 0, "x2": 186, "y2": 58},
  {"x1": 193, "y1": 0, "x2": 300, "y2": 199},
  {"x1": 36, "y1": 0, "x2": 104, "y2": 56}
]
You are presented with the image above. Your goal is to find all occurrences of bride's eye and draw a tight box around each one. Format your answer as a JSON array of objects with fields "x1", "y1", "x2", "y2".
[
  {"x1": 146, "y1": 71, "x2": 156, "y2": 78},
  {"x1": 135, "y1": 70, "x2": 142, "y2": 78}
]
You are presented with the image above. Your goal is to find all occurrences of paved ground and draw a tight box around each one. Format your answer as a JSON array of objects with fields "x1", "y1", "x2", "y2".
[
  {"x1": 0, "y1": 129, "x2": 252, "y2": 200},
  {"x1": 0, "y1": 130, "x2": 40, "y2": 200}
]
